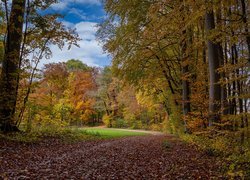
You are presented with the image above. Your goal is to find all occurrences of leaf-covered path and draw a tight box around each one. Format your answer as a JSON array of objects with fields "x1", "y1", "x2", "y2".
[{"x1": 0, "y1": 135, "x2": 225, "y2": 179}]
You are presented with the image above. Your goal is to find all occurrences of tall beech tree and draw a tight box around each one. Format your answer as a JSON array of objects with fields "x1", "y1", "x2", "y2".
[
  {"x1": 0, "y1": 0, "x2": 26, "y2": 131},
  {"x1": 205, "y1": 2, "x2": 221, "y2": 126}
]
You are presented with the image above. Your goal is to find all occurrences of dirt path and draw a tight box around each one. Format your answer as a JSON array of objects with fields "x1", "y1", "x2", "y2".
[{"x1": 0, "y1": 135, "x2": 225, "y2": 179}]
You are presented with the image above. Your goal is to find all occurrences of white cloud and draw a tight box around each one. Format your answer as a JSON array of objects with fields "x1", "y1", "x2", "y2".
[
  {"x1": 75, "y1": 21, "x2": 98, "y2": 40},
  {"x1": 51, "y1": 0, "x2": 101, "y2": 11},
  {"x1": 61, "y1": 21, "x2": 75, "y2": 28},
  {"x1": 41, "y1": 21, "x2": 109, "y2": 67},
  {"x1": 50, "y1": 2, "x2": 68, "y2": 10}
]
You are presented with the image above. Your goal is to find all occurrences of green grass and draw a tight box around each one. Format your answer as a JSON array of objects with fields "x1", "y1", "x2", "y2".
[{"x1": 81, "y1": 128, "x2": 147, "y2": 139}]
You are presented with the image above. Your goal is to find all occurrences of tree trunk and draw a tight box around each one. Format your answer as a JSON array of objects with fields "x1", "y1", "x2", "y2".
[
  {"x1": 230, "y1": 43, "x2": 237, "y2": 117},
  {"x1": 112, "y1": 90, "x2": 118, "y2": 117},
  {"x1": 240, "y1": 0, "x2": 250, "y2": 63},
  {"x1": 182, "y1": 65, "x2": 191, "y2": 115},
  {"x1": 181, "y1": 26, "x2": 191, "y2": 132},
  {"x1": 0, "y1": 0, "x2": 26, "y2": 132},
  {"x1": 218, "y1": 44, "x2": 228, "y2": 115},
  {"x1": 181, "y1": 18, "x2": 191, "y2": 115},
  {"x1": 233, "y1": 44, "x2": 244, "y2": 129},
  {"x1": 103, "y1": 101, "x2": 110, "y2": 116},
  {"x1": 216, "y1": 5, "x2": 228, "y2": 116},
  {"x1": 205, "y1": 9, "x2": 221, "y2": 126}
]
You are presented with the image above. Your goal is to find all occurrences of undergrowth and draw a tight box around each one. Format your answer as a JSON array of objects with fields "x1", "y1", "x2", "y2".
[
  {"x1": 181, "y1": 129, "x2": 250, "y2": 179},
  {"x1": 0, "y1": 127, "x2": 97, "y2": 143}
]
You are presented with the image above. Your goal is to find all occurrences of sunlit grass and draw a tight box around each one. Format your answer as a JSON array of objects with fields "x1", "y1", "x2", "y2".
[{"x1": 81, "y1": 128, "x2": 147, "y2": 139}]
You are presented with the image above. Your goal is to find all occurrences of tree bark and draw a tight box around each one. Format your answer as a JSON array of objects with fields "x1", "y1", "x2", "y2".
[
  {"x1": 216, "y1": 4, "x2": 228, "y2": 116},
  {"x1": 240, "y1": 0, "x2": 250, "y2": 63},
  {"x1": 181, "y1": 27, "x2": 192, "y2": 115},
  {"x1": 181, "y1": 25, "x2": 191, "y2": 132},
  {"x1": 205, "y1": 9, "x2": 221, "y2": 126},
  {"x1": 0, "y1": 0, "x2": 26, "y2": 132}
]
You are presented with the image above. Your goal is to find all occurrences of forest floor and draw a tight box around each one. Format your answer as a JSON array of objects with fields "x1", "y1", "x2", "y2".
[{"x1": 0, "y1": 133, "x2": 227, "y2": 179}]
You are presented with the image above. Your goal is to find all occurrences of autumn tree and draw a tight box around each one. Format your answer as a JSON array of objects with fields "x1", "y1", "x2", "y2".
[
  {"x1": 25, "y1": 60, "x2": 98, "y2": 129},
  {"x1": 66, "y1": 59, "x2": 91, "y2": 72},
  {"x1": 0, "y1": 0, "x2": 80, "y2": 132},
  {"x1": 0, "y1": 0, "x2": 26, "y2": 131}
]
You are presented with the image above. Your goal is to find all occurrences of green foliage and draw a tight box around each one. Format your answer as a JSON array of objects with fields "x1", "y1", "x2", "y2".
[
  {"x1": 112, "y1": 118, "x2": 128, "y2": 128},
  {"x1": 66, "y1": 59, "x2": 91, "y2": 72}
]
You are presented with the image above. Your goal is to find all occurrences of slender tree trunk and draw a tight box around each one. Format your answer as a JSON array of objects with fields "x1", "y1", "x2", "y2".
[
  {"x1": 103, "y1": 101, "x2": 110, "y2": 116},
  {"x1": 26, "y1": 106, "x2": 32, "y2": 133},
  {"x1": 0, "y1": 0, "x2": 26, "y2": 132},
  {"x1": 234, "y1": 45, "x2": 244, "y2": 124},
  {"x1": 218, "y1": 44, "x2": 228, "y2": 115},
  {"x1": 182, "y1": 65, "x2": 191, "y2": 115},
  {"x1": 17, "y1": 37, "x2": 50, "y2": 126},
  {"x1": 181, "y1": 27, "x2": 191, "y2": 116},
  {"x1": 205, "y1": 8, "x2": 221, "y2": 126},
  {"x1": 231, "y1": 43, "x2": 237, "y2": 117},
  {"x1": 216, "y1": 5, "x2": 228, "y2": 115},
  {"x1": 112, "y1": 90, "x2": 118, "y2": 117},
  {"x1": 240, "y1": 0, "x2": 250, "y2": 63},
  {"x1": 244, "y1": 98, "x2": 248, "y2": 127},
  {"x1": 181, "y1": 25, "x2": 191, "y2": 132},
  {"x1": 224, "y1": 41, "x2": 233, "y2": 115}
]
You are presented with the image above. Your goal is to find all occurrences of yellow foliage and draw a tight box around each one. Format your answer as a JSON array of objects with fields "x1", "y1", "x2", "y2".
[
  {"x1": 149, "y1": 124, "x2": 163, "y2": 131},
  {"x1": 102, "y1": 114, "x2": 113, "y2": 127}
]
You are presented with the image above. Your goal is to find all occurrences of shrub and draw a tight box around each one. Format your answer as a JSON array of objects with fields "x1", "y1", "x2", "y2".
[
  {"x1": 130, "y1": 121, "x2": 143, "y2": 129},
  {"x1": 149, "y1": 124, "x2": 163, "y2": 131},
  {"x1": 102, "y1": 114, "x2": 113, "y2": 127},
  {"x1": 113, "y1": 118, "x2": 128, "y2": 128}
]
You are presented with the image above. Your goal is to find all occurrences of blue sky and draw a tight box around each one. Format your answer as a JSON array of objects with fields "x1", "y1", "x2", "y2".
[{"x1": 44, "y1": 0, "x2": 110, "y2": 67}]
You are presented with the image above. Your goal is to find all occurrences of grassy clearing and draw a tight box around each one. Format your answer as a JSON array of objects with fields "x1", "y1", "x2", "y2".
[
  {"x1": 81, "y1": 128, "x2": 147, "y2": 139},
  {"x1": 0, "y1": 127, "x2": 148, "y2": 143}
]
